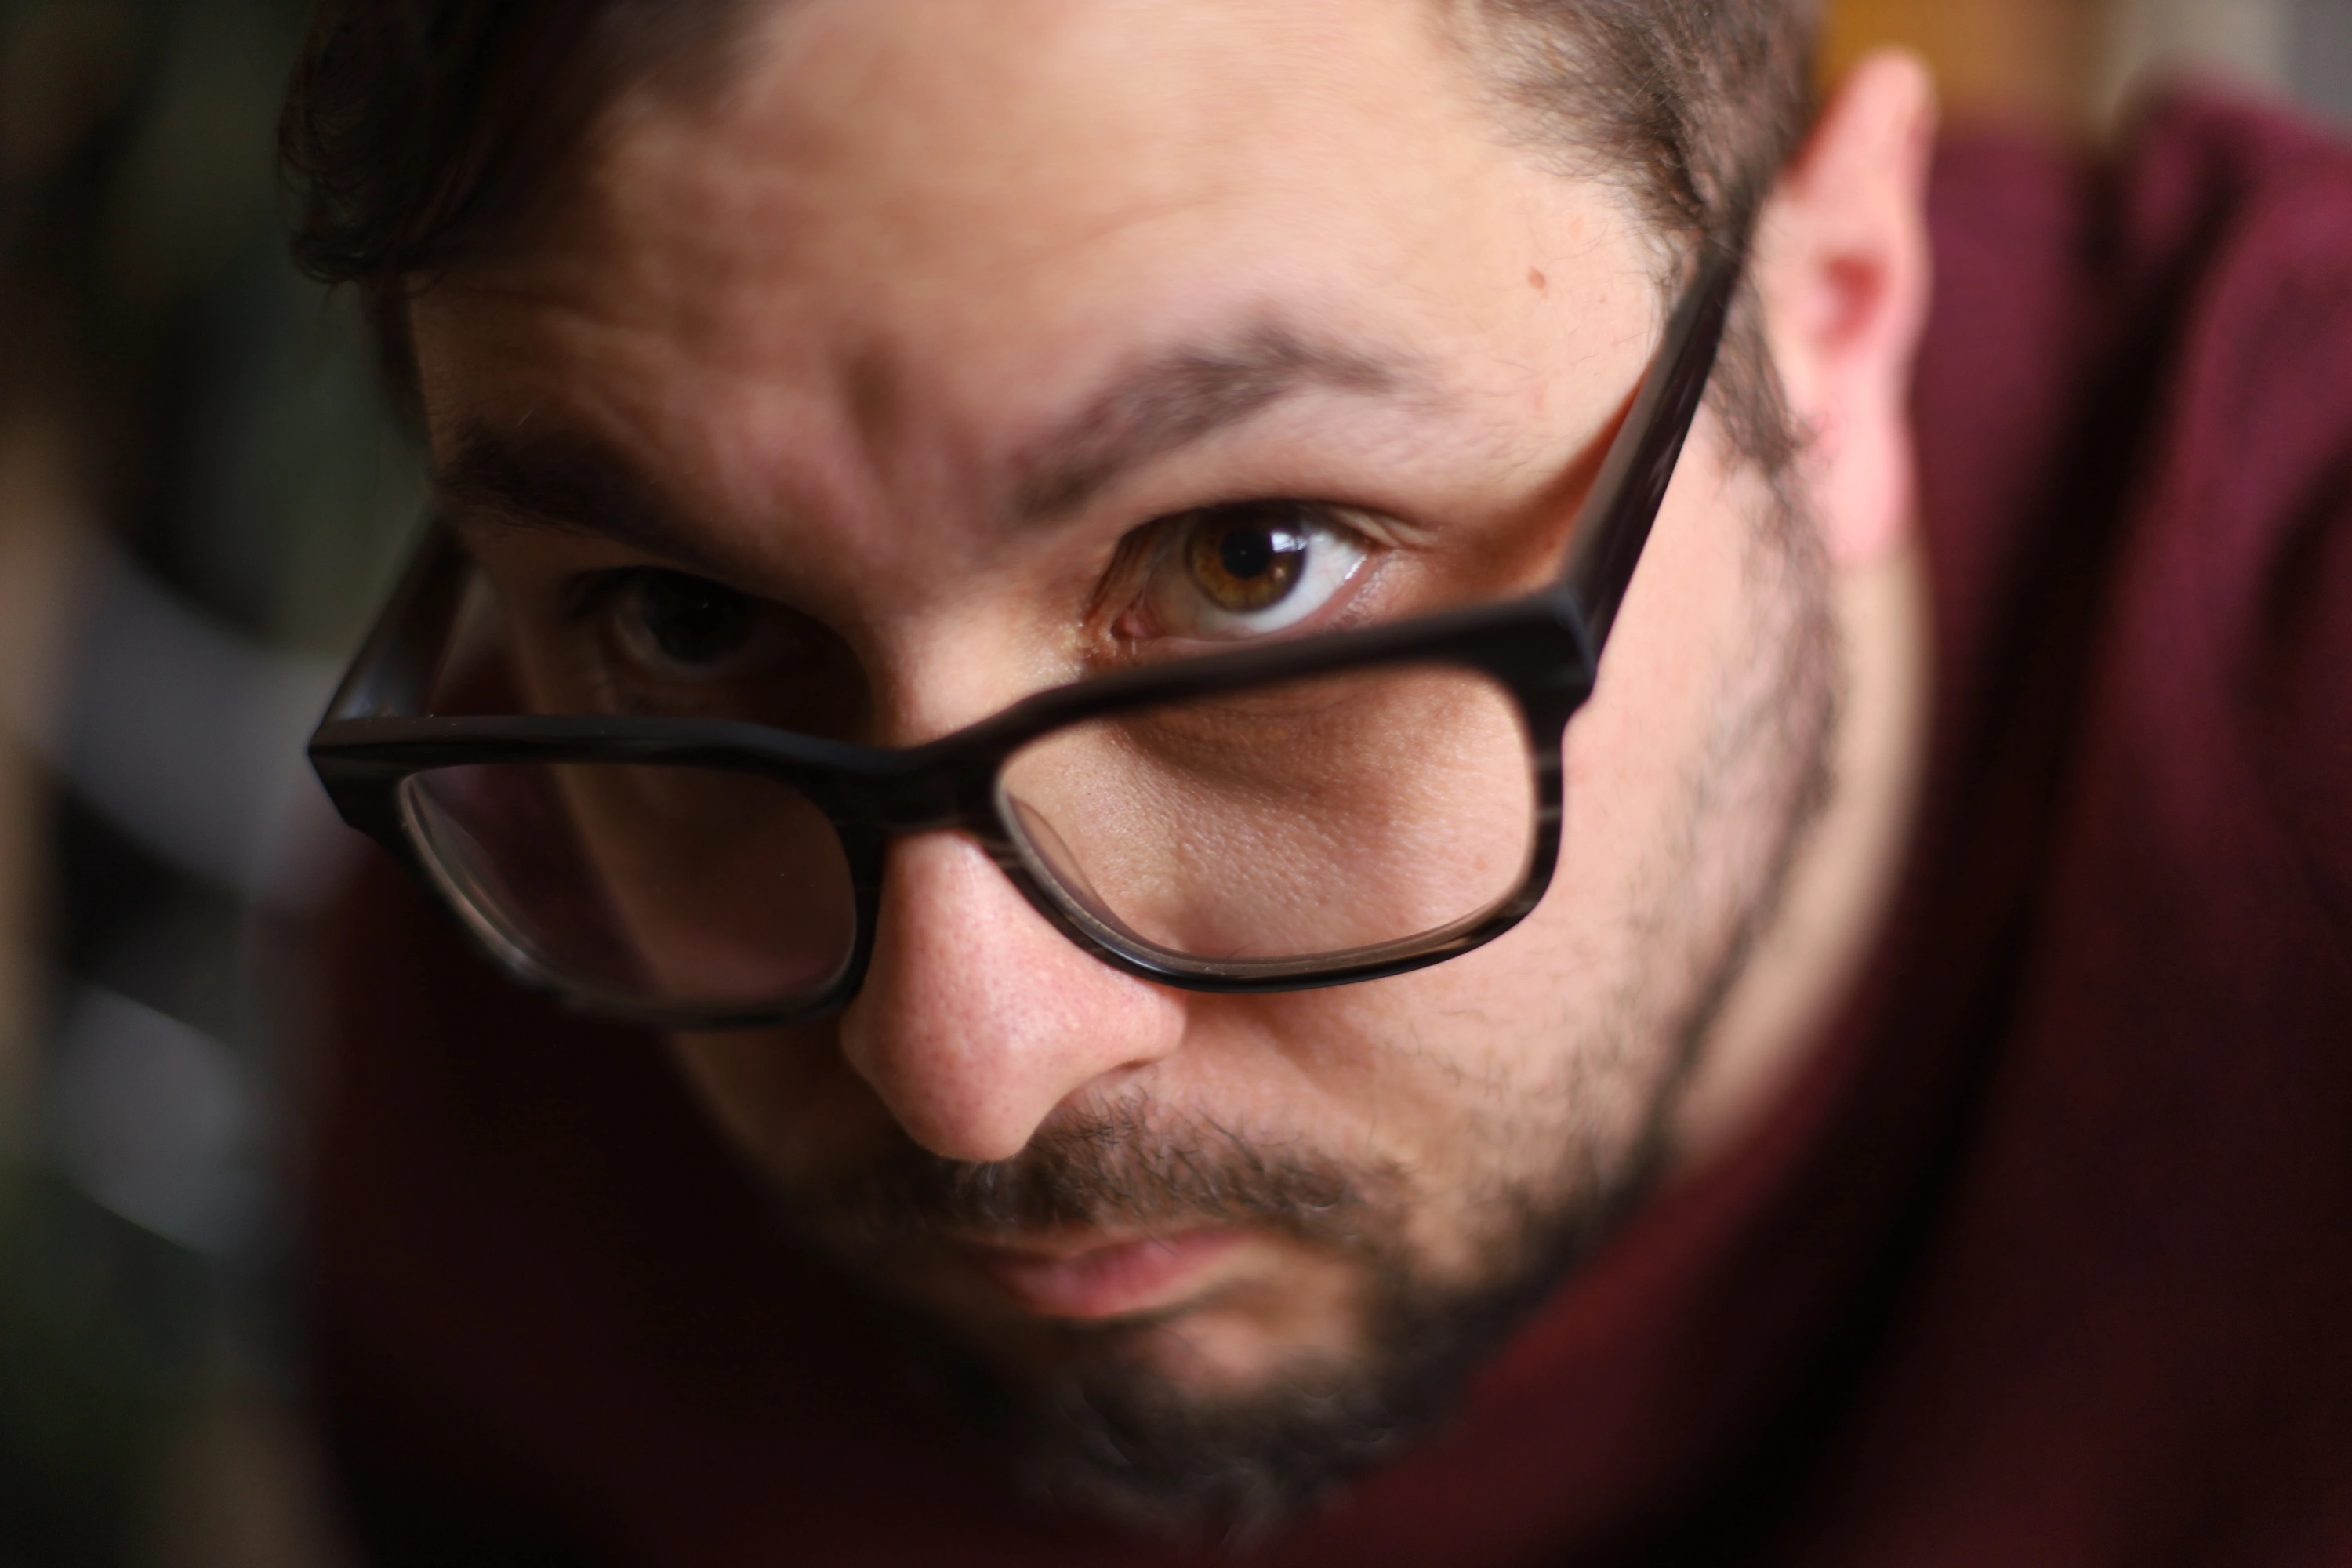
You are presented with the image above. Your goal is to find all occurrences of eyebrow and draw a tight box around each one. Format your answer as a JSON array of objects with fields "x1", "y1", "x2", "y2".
[
  {"x1": 434, "y1": 323, "x2": 1424, "y2": 561},
  {"x1": 435, "y1": 423, "x2": 724, "y2": 572},
  {"x1": 1006, "y1": 323, "x2": 1422, "y2": 522}
]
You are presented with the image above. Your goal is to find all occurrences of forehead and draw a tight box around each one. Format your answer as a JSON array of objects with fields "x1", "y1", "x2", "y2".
[
  {"x1": 615, "y1": 1, "x2": 1486, "y2": 258},
  {"x1": 416, "y1": 0, "x2": 1655, "y2": 600},
  {"x1": 453, "y1": 0, "x2": 1629, "y2": 374}
]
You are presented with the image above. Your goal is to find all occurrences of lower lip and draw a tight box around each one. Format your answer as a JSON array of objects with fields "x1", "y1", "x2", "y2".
[{"x1": 963, "y1": 1230, "x2": 1246, "y2": 1320}]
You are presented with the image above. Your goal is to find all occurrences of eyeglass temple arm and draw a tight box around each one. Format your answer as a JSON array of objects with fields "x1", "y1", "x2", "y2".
[
  {"x1": 320, "y1": 517, "x2": 471, "y2": 724},
  {"x1": 1558, "y1": 249, "x2": 1741, "y2": 655}
]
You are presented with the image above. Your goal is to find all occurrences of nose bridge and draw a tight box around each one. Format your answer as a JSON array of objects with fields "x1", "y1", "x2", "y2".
[
  {"x1": 840, "y1": 605, "x2": 1044, "y2": 838},
  {"x1": 859, "y1": 576, "x2": 1039, "y2": 713},
  {"x1": 854, "y1": 759, "x2": 982, "y2": 838},
  {"x1": 861, "y1": 766, "x2": 960, "y2": 841}
]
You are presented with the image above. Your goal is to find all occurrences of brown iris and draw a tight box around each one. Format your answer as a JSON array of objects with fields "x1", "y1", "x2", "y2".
[
  {"x1": 630, "y1": 571, "x2": 761, "y2": 670},
  {"x1": 1182, "y1": 503, "x2": 1312, "y2": 612}
]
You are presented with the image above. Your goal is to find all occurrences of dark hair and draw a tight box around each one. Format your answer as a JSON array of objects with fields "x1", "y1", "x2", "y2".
[
  {"x1": 280, "y1": 0, "x2": 750, "y2": 411},
  {"x1": 281, "y1": 0, "x2": 1818, "y2": 458},
  {"x1": 1480, "y1": 2, "x2": 1818, "y2": 257},
  {"x1": 1477, "y1": 0, "x2": 1820, "y2": 473}
]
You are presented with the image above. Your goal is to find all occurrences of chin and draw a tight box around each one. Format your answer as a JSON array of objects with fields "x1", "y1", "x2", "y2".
[
  {"x1": 844, "y1": 1211, "x2": 1611, "y2": 1537},
  {"x1": 749, "y1": 1086, "x2": 1668, "y2": 1530}
]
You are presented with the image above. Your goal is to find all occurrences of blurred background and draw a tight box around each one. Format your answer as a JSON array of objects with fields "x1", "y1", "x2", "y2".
[{"x1": 0, "y1": 0, "x2": 2344, "y2": 1563}]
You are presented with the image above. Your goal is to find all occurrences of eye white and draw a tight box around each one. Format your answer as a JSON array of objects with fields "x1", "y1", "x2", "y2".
[{"x1": 1145, "y1": 508, "x2": 1370, "y2": 640}]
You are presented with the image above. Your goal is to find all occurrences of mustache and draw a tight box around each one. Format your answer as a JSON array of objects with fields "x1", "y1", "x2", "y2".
[{"x1": 800, "y1": 1101, "x2": 1401, "y2": 1252}]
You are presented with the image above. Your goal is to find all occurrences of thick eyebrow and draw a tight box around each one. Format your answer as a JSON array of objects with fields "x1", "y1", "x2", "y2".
[
  {"x1": 436, "y1": 325, "x2": 1421, "y2": 557},
  {"x1": 435, "y1": 423, "x2": 722, "y2": 572},
  {"x1": 1007, "y1": 323, "x2": 1423, "y2": 522}
]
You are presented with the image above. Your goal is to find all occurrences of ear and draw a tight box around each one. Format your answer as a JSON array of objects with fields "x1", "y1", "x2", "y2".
[{"x1": 1750, "y1": 50, "x2": 1939, "y2": 568}]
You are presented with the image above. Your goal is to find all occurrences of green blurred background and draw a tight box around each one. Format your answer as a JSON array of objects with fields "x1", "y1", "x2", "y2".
[
  {"x1": 0, "y1": 0, "x2": 2343, "y2": 1563},
  {"x1": 0, "y1": 2, "x2": 413, "y2": 1562}
]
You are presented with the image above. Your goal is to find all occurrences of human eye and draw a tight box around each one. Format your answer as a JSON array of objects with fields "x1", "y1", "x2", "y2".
[
  {"x1": 561, "y1": 568, "x2": 866, "y2": 734},
  {"x1": 1135, "y1": 499, "x2": 1372, "y2": 642},
  {"x1": 604, "y1": 569, "x2": 777, "y2": 681}
]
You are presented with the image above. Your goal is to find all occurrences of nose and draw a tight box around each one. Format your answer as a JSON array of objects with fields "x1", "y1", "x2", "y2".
[{"x1": 835, "y1": 832, "x2": 1188, "y2": 1163}]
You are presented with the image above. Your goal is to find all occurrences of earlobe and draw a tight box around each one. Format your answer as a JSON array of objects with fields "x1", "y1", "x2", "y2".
[{"x1": 1751, "y1": 49, "x2": 1940, "y2": 568}]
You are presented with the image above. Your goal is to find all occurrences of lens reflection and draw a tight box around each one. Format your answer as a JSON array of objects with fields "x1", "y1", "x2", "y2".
[{"x1": 400, "y1": 762, "x2": 855, "y2": 1014}]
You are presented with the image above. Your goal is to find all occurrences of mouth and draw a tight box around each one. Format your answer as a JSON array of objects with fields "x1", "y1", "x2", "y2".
[{"x1": 953, "y1": 1228, "x2": 1250, "y2": 1321}]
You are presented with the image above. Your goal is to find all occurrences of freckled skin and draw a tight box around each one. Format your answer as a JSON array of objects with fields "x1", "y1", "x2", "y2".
[{"x1": 411, "y1": 0, "x2": 1937, "y2": 1490}]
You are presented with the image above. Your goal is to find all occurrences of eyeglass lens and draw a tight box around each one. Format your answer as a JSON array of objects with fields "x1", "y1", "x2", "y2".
[
  {"x1": 401, "y1": 763, "x2": 858, "y2": 1014},
  {"x1": 998, "y1": 662, "x2": 1536, "y2": 979},
  {"x1": 393, "y1": 659, "x2": 1535, "y2": 1017}
]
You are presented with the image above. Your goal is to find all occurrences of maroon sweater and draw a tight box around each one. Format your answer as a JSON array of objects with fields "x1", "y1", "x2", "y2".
[{"x1": 311, "y1": 88, "x2": 2352, "y2": 1566}]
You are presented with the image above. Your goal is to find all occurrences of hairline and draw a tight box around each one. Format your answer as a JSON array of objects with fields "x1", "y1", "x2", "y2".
[{"x1": 300, "y1": 0, "x2": 1813, "y2": 471}]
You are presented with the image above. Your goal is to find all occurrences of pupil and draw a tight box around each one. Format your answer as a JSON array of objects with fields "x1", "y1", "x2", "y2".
[
  {"x1": 1219, "y1": 528, "x2": 1276, "y2": 582},
  {"x1": 643, "y1": 573, "x2": 754, "y2": 667},
  {"x1": 1185, "y1": 503, "x2": 1310, "y2": 612}
]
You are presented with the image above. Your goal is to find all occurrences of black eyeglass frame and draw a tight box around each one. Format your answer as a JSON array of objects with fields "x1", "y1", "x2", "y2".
[{"x1": 309, "y1": 250, "x2": 1740, "y2": 1028}]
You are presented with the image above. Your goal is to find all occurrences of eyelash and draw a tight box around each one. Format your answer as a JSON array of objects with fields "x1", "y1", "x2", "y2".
[{"x1": 553, "y1": 495, "x2": 1388, "y2": 698}]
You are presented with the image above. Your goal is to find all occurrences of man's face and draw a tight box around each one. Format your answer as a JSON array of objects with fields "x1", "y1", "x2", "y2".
[{"x1": 412, "y1": 0, "x2": 1836, "y2": 1522}]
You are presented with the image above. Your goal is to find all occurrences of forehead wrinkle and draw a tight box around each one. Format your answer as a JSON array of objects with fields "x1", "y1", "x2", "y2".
[{"x1": 1006, "y1": 321, "x2": 1427, "y2": 524}]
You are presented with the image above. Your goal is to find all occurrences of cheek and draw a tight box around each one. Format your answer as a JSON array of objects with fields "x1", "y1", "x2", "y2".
[
  {"x1": 1171, "y1": 967, "x2": 1592, "y2": 1268},
  {"x1": 1552, "y1": 445, "x2": 1758, "y2": 906},
  {"x1": 669, "y1": 1025, "x2": 898, "y2": 1184}
]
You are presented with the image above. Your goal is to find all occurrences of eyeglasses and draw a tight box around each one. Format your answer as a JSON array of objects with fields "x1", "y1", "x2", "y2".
[{"x1": 309, "y1": 252, "x2": 1738, "y2": 1029}]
